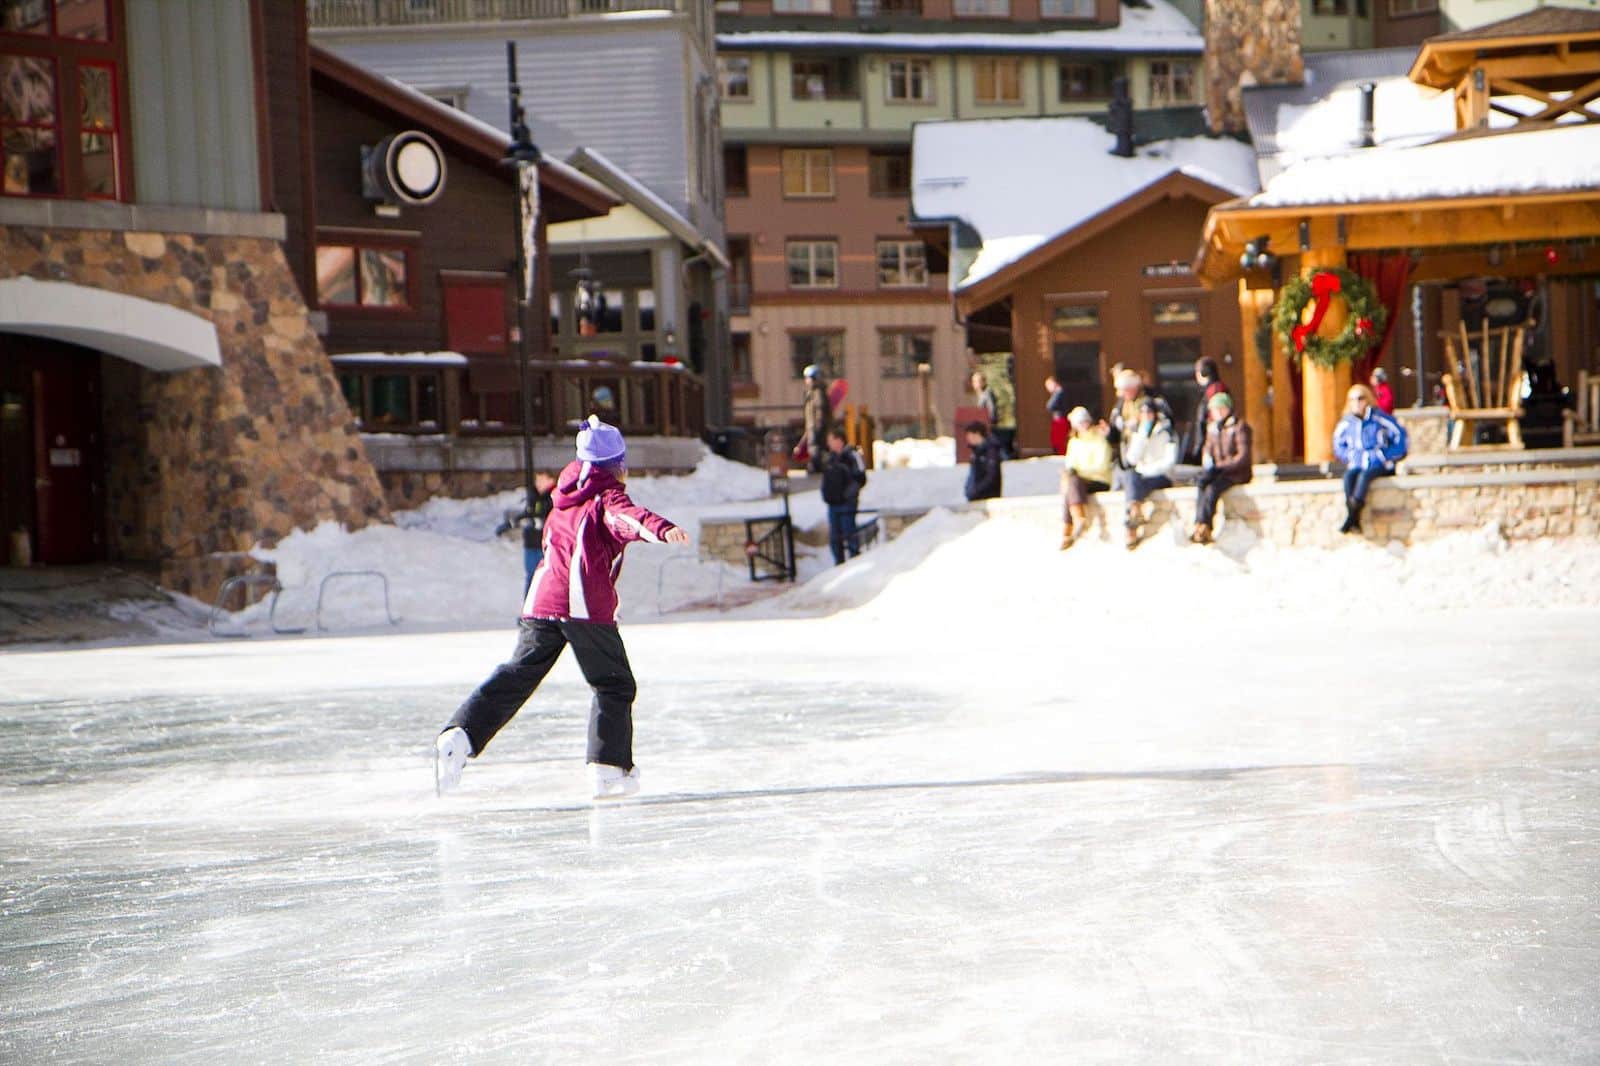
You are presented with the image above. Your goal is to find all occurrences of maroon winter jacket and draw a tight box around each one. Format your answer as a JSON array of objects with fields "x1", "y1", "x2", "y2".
[{"x1": 520, "y1": 460, "x2": 679, "y2": 625}]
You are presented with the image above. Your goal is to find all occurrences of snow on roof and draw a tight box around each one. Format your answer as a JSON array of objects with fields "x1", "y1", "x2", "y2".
[
  {"x1": 565, "y1": 147, "x2": 727, "y2": 266},
  {"x1": 328, "y1": 351, "x2": 469, "y2": 367},
  {"x1": 718, "y1": 0, "x2": 1200, "y2": 55},
  {"x1": 911, "y1": 116, "x2": 1259, "y2": 290},
  {"x1": 1249, "y1": 122, "x2": 1600, "y2": 208},
  {"x1": 1251, "y1": 70, "x2": 1564, "y2": 183}
]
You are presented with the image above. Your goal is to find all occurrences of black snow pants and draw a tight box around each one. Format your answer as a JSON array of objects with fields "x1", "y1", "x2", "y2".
[{"x1": 445, "y1": 618, "x2": 638, "y2": 769}]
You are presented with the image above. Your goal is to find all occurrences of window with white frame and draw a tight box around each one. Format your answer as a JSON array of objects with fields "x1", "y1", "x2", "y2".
[
  {"x1": 1148, "y1": 60, "x2": 1195, "y2": 106},
  {"x1": 781, "y1": 148, "x2": 834, "y2": 197},
  {"x1": 1041, "y1": 0, "x2": 1094, "y2": 16},
  {"x1": 787, "y1": 241, "x2": 839, "y2": 288},
  {"x1": 718, "y1": 55, "x2": 751, "y2": 100},
  {"x1": 953, "y1": 0, "x2": 1010, "y2": 13},
  {"x1": 880, "y1": 330, "x2": 933, "y2": 378},
  {"x1": 876, "y1": 240, "x2": 927, "y2": 287},
  {"x1": 886, "y1": 58, "x2": 933, "y2": 103},
  {"x1": 974, "y1": 57, "x2": 1022, "y2": 104}
]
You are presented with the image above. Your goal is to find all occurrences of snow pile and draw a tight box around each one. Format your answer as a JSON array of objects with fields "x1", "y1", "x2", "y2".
[
  {"x1": 874, "y1": 436, "x2": 956, "y2": 469},
  {"x1": 912, "y1": 117, "x2": 1259, "y2": 288},
  {"x1": 236, "y1": 449, "x2": 1600, "y2": 635}
]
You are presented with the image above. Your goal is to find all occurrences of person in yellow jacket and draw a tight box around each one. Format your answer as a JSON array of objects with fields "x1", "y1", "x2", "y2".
[{"x1": 1060, "y1": 406, "x2": 1114, "y2": 549}]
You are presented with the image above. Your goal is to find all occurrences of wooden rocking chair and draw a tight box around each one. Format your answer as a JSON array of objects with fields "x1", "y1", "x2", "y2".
[
  {"x1": 1439, "y1": 323, "x2": 1525, "y2": 450},
  {"x1": 1566, "y1": 369, "x2": 1600, "y2": 448}
]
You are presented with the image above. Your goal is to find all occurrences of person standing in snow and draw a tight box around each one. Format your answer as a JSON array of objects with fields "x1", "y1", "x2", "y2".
[
  {"x1": 798, "y1": 364, "x2": 832, "y2": 474},
  {"x1": 1190, "y1": 393, "x2": 1253, "y2": 545},
  {"x1": 1370, "y1": 367, "x2": 1396, "y2": 415},
  {"x1": 1333, "y1": 383, "x2": 1408, "y2": 535},
  {"x1": 1045, "y1": 375, "x2": 1070, "y2": 455},
  {"x1": 1184, "y1": 357, "x2": 1230, "y2": 464},
  {"x1": 435, "y1": 416, "x2": 690, "y2": 800},
  {"x1": 821, "y1": 425, "x2": 868, "y2": 566},
  {"x1": 963, "y1": 421, "x2": 1003, "y2": 502},
  {"x1": 497, "y1": 470, "x2": 557, "y2": 594}
]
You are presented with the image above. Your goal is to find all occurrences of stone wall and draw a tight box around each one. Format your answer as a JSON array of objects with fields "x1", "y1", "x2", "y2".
[
  {"x1": 696, "y1": 469, "x2": 1600, "y2": 568},
  {"x1": 985, "y1": 468, "x2": 1600, "y2": 549},
  {"x1": 1, "y1": 225, "x2": 389, "y2": 596},
  {"x1": 697, "y1": 507, "x2": 935, "y2": 567},
  {"x1": 1204, "y1": 0, "x2": 1304, "y2": 135}
]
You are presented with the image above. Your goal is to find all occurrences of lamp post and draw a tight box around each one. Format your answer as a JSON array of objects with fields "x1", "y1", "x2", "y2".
[{"x1": 506, "y1": 40, "x2": 541, "y2": 513}]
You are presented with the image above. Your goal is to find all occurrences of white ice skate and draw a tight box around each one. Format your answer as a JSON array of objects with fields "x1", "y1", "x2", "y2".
[
  {"x1": 435, "y1": 728, "x2": 471, "y2": 796},
  {"x1": 590, "y1": 763, "x2": 640, "y2": 800}
]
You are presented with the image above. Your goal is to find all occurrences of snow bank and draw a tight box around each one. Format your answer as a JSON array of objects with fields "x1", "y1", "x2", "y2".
[
  {"x1": 239, "y1": 450, "x2": 1600, "y2": 635},
  {"x1": 874, "y1": 436, "x2": 956, "y2": 469}
]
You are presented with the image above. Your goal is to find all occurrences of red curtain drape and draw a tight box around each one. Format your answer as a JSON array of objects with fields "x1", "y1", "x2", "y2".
[{"x1": 1346, "y1": 252, "x2": 1415, "y2": 382}]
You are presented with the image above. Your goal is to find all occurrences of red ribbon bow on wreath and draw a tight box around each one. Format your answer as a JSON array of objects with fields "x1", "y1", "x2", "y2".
[{"x1": 1290, "y1": 271, "x2": 1342, "y2": 354}]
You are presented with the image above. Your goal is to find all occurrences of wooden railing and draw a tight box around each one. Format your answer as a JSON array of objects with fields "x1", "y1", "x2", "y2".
[
  {"x1": 462, "y1": 360, "x2": 706, "y2": 439},
  {"x1": 308, "y1": 0, "x2": 685, "y2": 29}
]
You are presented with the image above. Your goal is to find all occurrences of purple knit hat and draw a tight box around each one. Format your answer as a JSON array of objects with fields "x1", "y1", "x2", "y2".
[{"x1": 576, "y1": 415, "x2": 627, "y2": 465}]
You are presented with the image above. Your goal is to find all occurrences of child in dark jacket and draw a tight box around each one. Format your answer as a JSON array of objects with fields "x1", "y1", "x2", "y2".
[
  {"x1": 964, "y1": 421, "x2": 1003, "y2": 501},
  {"x1": 435, "y1": 416, "x2": 689, "y2": 800}
]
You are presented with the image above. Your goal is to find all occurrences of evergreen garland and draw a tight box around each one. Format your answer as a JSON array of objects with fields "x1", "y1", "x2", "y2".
[{"x1": 1270, "y1": 267, "x2": 1387, "y2": 370}]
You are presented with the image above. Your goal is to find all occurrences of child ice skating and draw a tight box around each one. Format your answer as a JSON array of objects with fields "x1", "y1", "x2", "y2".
[{"x1": 435, "y1": 416, "x2": 689, "y2": 799}]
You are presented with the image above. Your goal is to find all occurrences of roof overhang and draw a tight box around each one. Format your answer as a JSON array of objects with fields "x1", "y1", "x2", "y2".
[
  {"x1": 563, "y1": 148, "x2": 727, "y2": 269},
  {"x1": 954, "y1": 170, "x2": 1240, "y2": 316},
  {"x1": 1195, "y1": 189, "x2": 1600, "y2": 285},
  {"x1": 0, "y1": 278, "x2": 222, "y2": 371},
  {"x1": 1409, "y1": 25, "x2": 1600, "y2": 90}
]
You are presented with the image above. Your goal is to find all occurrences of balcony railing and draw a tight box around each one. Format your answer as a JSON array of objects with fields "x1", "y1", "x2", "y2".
[{"x1": 309, "y1": 0, "x2": 685, "y2": 29}]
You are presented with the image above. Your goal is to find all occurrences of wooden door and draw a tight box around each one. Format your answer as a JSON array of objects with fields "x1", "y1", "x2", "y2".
[{"x1": 31, "y1": 350, "x2": 103, "y2": 565}]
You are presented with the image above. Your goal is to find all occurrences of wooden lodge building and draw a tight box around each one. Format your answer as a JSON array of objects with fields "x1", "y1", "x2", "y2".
[
  {"x1": 1199, "y1": 8, "x2": 1600, "y2": 465},
  {"x1": 911, "y1": 106, "x2": 1260, "y2": 454}
]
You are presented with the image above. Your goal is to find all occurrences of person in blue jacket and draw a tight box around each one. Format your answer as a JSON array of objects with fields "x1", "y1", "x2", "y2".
[{"x1": 1333, "y1": 383, "x2": 1408, "y2": 535}]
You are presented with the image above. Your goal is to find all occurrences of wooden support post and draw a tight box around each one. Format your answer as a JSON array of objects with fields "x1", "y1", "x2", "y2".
[
  {"x1": 1238, "y1": 280, "x2": 1275, "y2": 462},
  {"x1": 1299, "y1": 247, "x2": 1350, "y2": 465},
  {"x1": 1271, "y1": 308, "x2": 1296, "y2": 463}
]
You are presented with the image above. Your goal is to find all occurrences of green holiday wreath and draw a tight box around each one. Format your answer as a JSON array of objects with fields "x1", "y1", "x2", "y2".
[{"x1": 1269, "y1": 266, "x2": 1387, "y2": 370}]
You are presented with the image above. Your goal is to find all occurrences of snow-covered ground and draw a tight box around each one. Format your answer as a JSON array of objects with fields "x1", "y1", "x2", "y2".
[{"x1": 3, "y1": 453, "x2": 1600, "y2": 1061}]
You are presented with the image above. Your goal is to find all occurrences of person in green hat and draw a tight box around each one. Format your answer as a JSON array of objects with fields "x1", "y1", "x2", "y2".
[{"x1": 1191, "y1": 391, "x2": 1252, "y2": 545}]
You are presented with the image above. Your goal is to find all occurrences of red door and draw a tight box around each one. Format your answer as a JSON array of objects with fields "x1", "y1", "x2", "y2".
[{"x1": 30, "y1": 350, "x2": 103, "y2": 565}]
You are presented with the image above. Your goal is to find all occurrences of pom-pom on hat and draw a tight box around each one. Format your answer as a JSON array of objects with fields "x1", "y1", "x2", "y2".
[{"x1": 576, "y1": 415, "x2": 627, "y2": 465}]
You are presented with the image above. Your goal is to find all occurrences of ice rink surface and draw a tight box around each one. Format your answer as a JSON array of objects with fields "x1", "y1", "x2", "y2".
[{"x1": 4, "y1": 522, "x2": 1600, "y2": 1062}]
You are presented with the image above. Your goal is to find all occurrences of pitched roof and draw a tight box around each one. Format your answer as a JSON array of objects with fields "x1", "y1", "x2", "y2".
[
  {"x1": 910, "y1": 115, "x2": 1258, "y2": 302},
  {"x1": 309, "y1": 46, "x2": 619, "y2": 222},
  {"x1": 1426, "y1": 6, "x2": 1600, "y2": 44},
  {"x1": 564, "y1": 148, "x2": 728, "y2": 268}
]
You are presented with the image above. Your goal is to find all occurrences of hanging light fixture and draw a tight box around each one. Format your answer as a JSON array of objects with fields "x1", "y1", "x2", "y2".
[{"x1": 570, "y1": 250, "x2": 603, "y2": 338}]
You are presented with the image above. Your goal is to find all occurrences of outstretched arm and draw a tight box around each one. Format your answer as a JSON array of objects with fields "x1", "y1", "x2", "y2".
[{"x1": 601, "y1": 488, "x2": 688, "y2": 545}]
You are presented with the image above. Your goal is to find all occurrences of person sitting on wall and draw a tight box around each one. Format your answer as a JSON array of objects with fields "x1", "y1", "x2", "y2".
[
  {"x1": 1045, "y1": 375, "x2": 1070, "y2": 456},
  {"x1": 1370, "y1": 367, "x2": 1396, "y2": 415},
  {"x1": 963, "y1": 421, "x2": 1003, "y2": 502},
  {"x1": 821, "y1": 425, "x2": 869, "y2": 566},
  {"x1": 1333, "y1": 384, "x2": 1408, "y2": 536},
  {"x1": 1117, "y1": 397, "x2": 1178, "y2": 550},
  {"x1": 1191, "y1": 393, "x2": 1253, "y2": 545},
  {"x1": 1060, "y1": 406, "x2": 1114, "y2": 550},
  {"x1": 1186, "y1": 357, "x2": 1231, "y2": 464},
  {"x1": 1105, "y1": 366, "x2": 1174, "y2": 467}
]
